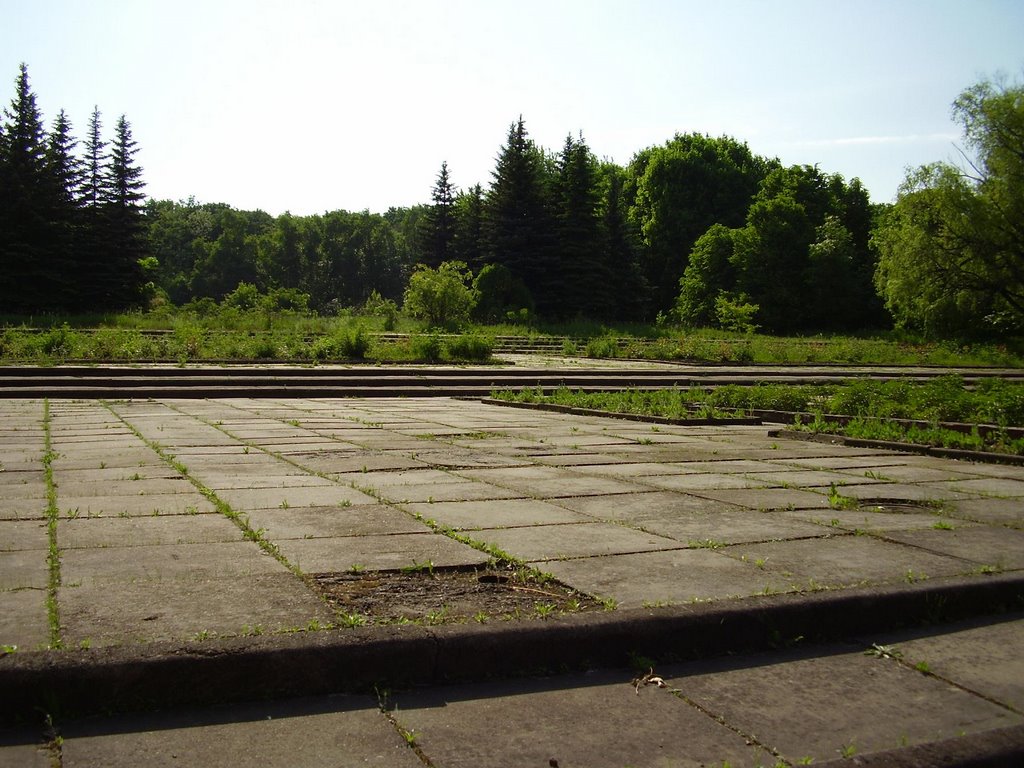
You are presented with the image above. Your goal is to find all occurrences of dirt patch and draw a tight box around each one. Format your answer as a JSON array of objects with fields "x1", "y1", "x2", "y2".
[{"x1": 312, "y1": 566, "x2": 604, "y2": 624}]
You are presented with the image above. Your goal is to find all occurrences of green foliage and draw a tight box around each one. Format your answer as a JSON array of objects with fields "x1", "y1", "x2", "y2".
[
  {"x1": 311, "y1": 326, "x2": 370, "y2": 361},
  {"x1": 472, "y1": 263, "x2": 533, "y2": 323},
  {"x1": 403, "y1": 261, "x2": 478, "y2": 330},
  {"x1": 714, "y1": 293, "x2": 759, "y2": 333},
  {"x1": 361, "y1": 290, "x2": 399, "y2": 331},
  {"x1": 873, "y1": 76, "x2": 1024, "y2": 337}
]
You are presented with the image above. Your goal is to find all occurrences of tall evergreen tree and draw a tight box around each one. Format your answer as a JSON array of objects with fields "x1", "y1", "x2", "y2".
[
  {"x1": 101, "y1": 114, "x2": 146, "y2": 306},
  {"x1": 0, "y1": 63, "x2": 54, "y2": 310},
  {"x1": 483, "y1": 117, "x2": 556, "y2": 313},
  {"x1": 601, "y1": 163, "x2": 648, "y2": 319},
  {"x1": 453, "y1": 183, "x2": 484, "y2": 268},
  {"x1": 418, "y1": 160, "x2": 456, "y2": 267},
  {"x1": 553, "y1": 133, "x2": 607, "y2": 318},
  {"x1": 44, "y1": 109, "x2": 84, "y2": 306}
]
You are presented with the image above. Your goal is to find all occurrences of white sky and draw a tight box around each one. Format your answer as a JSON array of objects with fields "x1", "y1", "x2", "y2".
[{"x1": 3, "y1": 0, "x2": 1022, "y2": 215}]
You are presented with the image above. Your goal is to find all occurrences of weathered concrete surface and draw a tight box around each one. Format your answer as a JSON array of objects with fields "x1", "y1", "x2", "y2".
[{"x1": 1, "y1": 394, "x2": 1023, "y2": 765}]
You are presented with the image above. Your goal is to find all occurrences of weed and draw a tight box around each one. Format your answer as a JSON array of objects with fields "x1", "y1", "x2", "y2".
[
  {"x1": 839, "y1": 741, "x2": 857, "y2": 758},
  {"x1": 932, "y1": 519, "x2": 955, "y2": 530},
  {"x1": 192, "y1": 629, "x2": 212, "y2": 641},
  {"x1": 864, "y1": 643, "x2": 902, "y2": 660},
  {"x1": 688, "y1": 538, "x2": 725, "y2": 550},
  {"x1": 534, "y1": 602, "x2": 556, "y2": 618},
  {"x1": 279, "y1": 500, "x2": 290, "y2": 509},
  {"x1": 78, "y1": 638, "x2": 92, "y2": 650},
  {"x1": 905, "y1": 569, "x2": 928, "y2": 583},
  {"x1": 425, "y1": 606, "x2": 450, "y2": 625},
  {"x1": 401, "y1": 559, "x2": 436, "y2": 576},
  {"x1": 339, "y1": 613, "x2": 368, "y2": 628},
  {"x1": 827, "y1": 483, "x2": 857, "y2": 510},
  {"x1": 348, "y1": 563, "x2": 366, "y2": 574},
  {"x1": 473, "y1": 611, "x2": 489, "y2": 624},
  {"x1": 915, "y1": 661, "x2": 931, "y2": 674}
]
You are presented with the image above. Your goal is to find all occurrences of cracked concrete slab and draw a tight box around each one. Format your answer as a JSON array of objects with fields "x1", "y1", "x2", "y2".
[{"x1": 273, "y1": 531, "x2": 490, "y2": 574}]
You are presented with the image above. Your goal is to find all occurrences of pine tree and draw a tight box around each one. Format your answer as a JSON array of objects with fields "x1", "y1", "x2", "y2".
[
  {"x1": 553, "y1": 133, "x2": 606, "y2": 318},
  {"x1": 101, "y1": 115, "x2": 146, "y2": 306},
  {"x1": 601, "y1": 163, "x2": 648, "y2": 319},
  {"x1": 483, "y1": 117, "x2": 555, "y2": 314},
  {"x1": 453, "y1": 183, "x2": 484, "y2": 268},
  {"x1": 44, "y1": 110, "x2": 84, "y2": 307},
  {"x1": 0, "y1": 64, "x2": 54, "y2": 310},
  {"x1": 418, "y1": 161, "x2": 456, "y2": 268}
]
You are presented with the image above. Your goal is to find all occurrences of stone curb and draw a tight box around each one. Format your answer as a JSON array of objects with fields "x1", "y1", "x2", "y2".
[{"x1": 2, "y1": 572, "x2": 1022, "y2": 719}]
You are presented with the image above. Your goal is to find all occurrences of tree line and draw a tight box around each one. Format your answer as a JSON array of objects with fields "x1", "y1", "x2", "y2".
[
  {"x1": 0, "y1": 64, "x2": 147, "y2": 312},
  {"x1": 3, "y1": 63, "x2": 1021, "y2": 339}
]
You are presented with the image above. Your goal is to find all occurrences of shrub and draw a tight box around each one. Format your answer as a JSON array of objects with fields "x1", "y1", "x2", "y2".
[
  {"x1": 403, "y1": 261, "x2": 477, "y2": 330},
  {"x1": 444, "y1": 333, "x2": 493, "y2": 362}
]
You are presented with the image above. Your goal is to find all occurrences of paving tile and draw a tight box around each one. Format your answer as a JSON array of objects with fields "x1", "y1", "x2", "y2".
[
  {"x1": 664, "y1": 644, "x2": 1022, "y2": 764},
  {"x1": 631, "y1": 508, "x2": 827, "y2": 546},
  {"x1": 215, "y1": 485, "x2": 378, "y2": 511},
  {"x1": 0, "y1": 519, "x2": 48, "y2": 551},
  {"x1": 880, "y1": 525, "x2": 1024, "y2": 570},
  {"x1": 863, "y1": 615, "x2": 1024, "y2": 713},
  {"x1": 718, "y1": 534, "x2": 971, "y2": 588},
  {"x1": 58, "y1": 493, "x2": 215, "y2": 518},
  {"x1": 686, "y1": 487, "x2": 833, "y2": 510},
  {"x1": 60, "y1": 696, "x2": 421, "y2": 768},
  {"x1": 472, "y1": 521, "x2": 680, "y2": 562},
  {"x1": 60, "y1": 515, "x2": 243, "y2": 548},
  {"x1": 538, "y1": 548, "x2": 793, "y2": 607},
  {"x1": 553, "y1": 490, "x2": 746, "y2": 521},
  {"x1": 0, "y1": 587, "x2": 50, "y2": 650},
  {"x1": 246, "y1": 504, "x2": 426, "y2": 539},
  {"x1": 59, "y1": 574, "x2": 333, "y2": 647},
  {"x1": 274, "y1": 532, "x2": 490, "y2": 574},
  {"x1": 400, "y1": 498, "x2": 593, "y2": 530},
  {"x1": 392, "y1": 669, "x2": 764, "y2": 768},
  {"x1": 946, "y1": 496, "x2": 1024, "y2": 528}
]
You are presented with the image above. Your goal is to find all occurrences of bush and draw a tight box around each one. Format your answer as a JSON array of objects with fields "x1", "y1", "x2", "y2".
[
  {"x1": 445, "y1": 333, "x2": 493, "y2": 362},
  {"x1": 403, "y1": 262, "x2": 477, "y2": 330},
  {"x1": 411, "y1": 333, "x2": 443, "y2": 361},
  {"x1": 311, "y1": 326, "x2": 370, "y2": 361}
]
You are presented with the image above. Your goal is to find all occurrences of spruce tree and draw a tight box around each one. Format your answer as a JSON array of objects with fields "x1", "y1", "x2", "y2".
[
  {"x1": 483, "y1": 117, "x2": 555, "y2": 314},
  {"x1": 44, "y1": 110, "x2": 84, "y2": 307},
  {"x1": 453, "y1": 183, "x2": 484, "y2": 268},
  {"x1": 0, "y1": 64, "x2": 54, "y2": 310},
  {"x1": 102, "y1": 115, "x2": 146, "y2": 306},
  {"x1": 418, "y1": 160, "x2": 456, "y2": 268},
  {"x1": 553, "y1": 133, "x2": 606, "y2": 318}
]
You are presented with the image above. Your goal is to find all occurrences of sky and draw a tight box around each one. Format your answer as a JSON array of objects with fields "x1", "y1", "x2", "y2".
[{"x1": 2, "y1": 0, "x2": 1022, "y2": 216}]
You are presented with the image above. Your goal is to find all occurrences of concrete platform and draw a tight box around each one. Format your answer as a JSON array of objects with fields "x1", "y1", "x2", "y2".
[{"x1": 1, "y1": 395, "x2": 1023, "y2": 765}]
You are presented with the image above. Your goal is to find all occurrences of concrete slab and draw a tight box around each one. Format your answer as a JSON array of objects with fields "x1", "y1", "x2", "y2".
[
  {"x1": 0, "y1": 498, "x2": 48, "y2": 520},
  {"x1": 780, "y1": 506, "x2": 948, "y2": 533},
  {"x1": 59, "y1": 695, "x2": 421, "y2": 768},
  {"x1": 400, "y1": 498, "x2": 593, "y2": 530},
  {"x1": 456, "y1": 466, "x2": 646, "y2": 498},
  {"x1": 538, "y1": 548, "x2": 794, "y2": 607},
  {"x1": 273, "y1": 531, "x2": 490, "y2": 574},
  {"x1": 58, "y1": 493, "x2": 215, "y2": 518},
  {"x1": 391, "y1": 669, "x2": 765, "y2": 768},
  {"x1": 0, "y1": 481, "x2": 48, "y2": 498},
  {"x1": 718, "y1": 534, "x2": 972, "y2": 588},
  {"x1": 0, "y1": 735, "x2": 50, "y2": 768},
  {"x1": 826, "y1": 482, "x2": 979, "y2": 503},
  {"x1": 0, "y1": 519, "x2": 48, "y2": 551},
  {"x1": 60, "y1": 541, "x2": 286, "y2": 584},
  {"x1": 60, "y1": 515, "x2": 243, "y2": 549},
  {"x1": 0, "y1": 550, "x2": 47, "y2": 589},
  {"x1": 864, "y1": 615, "x2": 1024, "y2": 713},
  {"x1": 242, "y1": 506, "x2": 424, "y2": 543},
  {"x1": 947, "y1": 496, "x2": 1024, "y2": 528},
  {"x1": 629, "y1": 508, "x2": 827, "y2": 546},
  {"x1": 471, "y1": 521, "x2": 680, "y2": 562},
  {"x1": 880, "y1": 525, "x2": 1024, "y2": 570},
  {"x1": 59, "y1": 574, "x2": 332, "y2": 647},
  {"x1": 0, "y1": 587, "x2": 50, "y2": 650},
  {"x1": 215, "y1": 485, "x2": 378, "y2": 511},
  {"x1": 686, "y1": 487, "x2": 834, "y2": 510},
  {"x1": 930, "y1": 476, "x2": 1024, "y2": 497},
  {"x1": 641, "y1": 473, "x2": 771, "y2": 491},
  {"x1": 663, "y1": 643, "x2": 1023, "y2": 764},
  {"x1": 369, "y1": 481, "x2": 521, "y2": 504},
  {"x1": 53, "y1": 478, "x2": 197, "y2": 497},
  {"x1": 553, "y1": 490, "x2": 747, "y2": 521}
]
